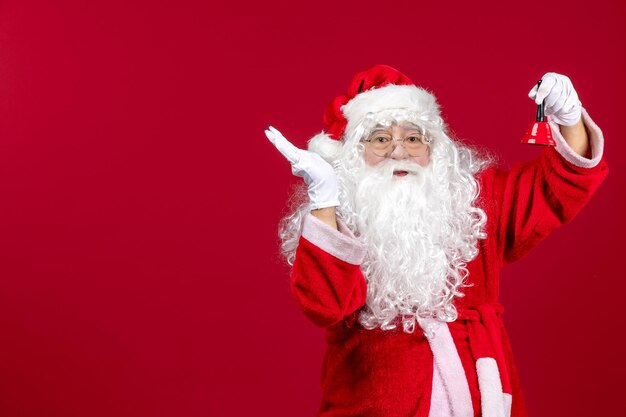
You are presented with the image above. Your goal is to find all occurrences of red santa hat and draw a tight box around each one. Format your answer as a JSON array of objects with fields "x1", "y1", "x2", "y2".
[{"x1": 308, "y1": 64, "x2": 442, "y2": 159}]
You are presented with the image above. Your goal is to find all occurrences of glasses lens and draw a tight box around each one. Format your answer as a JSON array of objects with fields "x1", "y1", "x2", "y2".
[
  {"x1": 404, "y1": 136, "x2": 429, "y2": 156},
  {"x1": 368, "y1": 135, "x2": 393, "y2": 156}
]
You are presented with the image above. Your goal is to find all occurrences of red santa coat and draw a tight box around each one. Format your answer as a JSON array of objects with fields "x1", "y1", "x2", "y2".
[{"x1": 289, "y1": 111, "x2": 608, "y2": 417}]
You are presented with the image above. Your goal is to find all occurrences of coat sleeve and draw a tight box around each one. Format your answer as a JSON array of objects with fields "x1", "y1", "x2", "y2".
[
  {"x1": 487, "y1": 109, "x2": 608, "y2": 264},
  {"x1": 291, "y1": 214, "x2": 368, "y2": 327}
]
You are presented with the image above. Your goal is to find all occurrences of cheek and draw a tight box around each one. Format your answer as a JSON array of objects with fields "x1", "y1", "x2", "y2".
[
  {"x1": 410, "y1": 155, "x2": 430, "y2": 167},
  {"x1": 364, "y1": 149, "x2": 385, "y2": 166}
]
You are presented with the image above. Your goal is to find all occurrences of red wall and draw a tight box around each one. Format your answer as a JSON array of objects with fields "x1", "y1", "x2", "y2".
[{"x1": 1, "y1": 1, "x2": 624, "y2": 416}]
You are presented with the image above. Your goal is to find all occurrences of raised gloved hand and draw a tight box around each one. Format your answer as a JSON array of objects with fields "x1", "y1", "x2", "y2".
[
  {"x1": 528, "y1": 72, "x2": 582, "y2": 126},
  {"x1": 265, "y1": 126, "x2": 339, "y2": 210}
]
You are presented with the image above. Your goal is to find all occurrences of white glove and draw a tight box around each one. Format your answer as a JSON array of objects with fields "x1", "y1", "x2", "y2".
[
  {"x1": 265, "y1": 126, "x2": 340, "y2": 210},
  {"x1": 528, "y1": 72, "x2": 582, "y2": 126}
]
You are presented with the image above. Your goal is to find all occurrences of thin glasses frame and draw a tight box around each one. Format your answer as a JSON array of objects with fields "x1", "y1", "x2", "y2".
[{"x1": 361, "y1": 128, "x2": 433, "y2": 157}]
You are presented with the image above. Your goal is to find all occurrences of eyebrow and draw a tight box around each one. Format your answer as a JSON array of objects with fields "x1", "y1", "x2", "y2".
[
  {"x1": 369, "y1": 123, "x2": 424, "y2": 133},
  {"x1": 400, "y1": 122, "x2": 424, "y2": 132}
]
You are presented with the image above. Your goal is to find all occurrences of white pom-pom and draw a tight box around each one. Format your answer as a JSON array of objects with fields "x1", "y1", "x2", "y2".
[{"x1": 308, "y1": 132, "x2": 342, "y2": 162}]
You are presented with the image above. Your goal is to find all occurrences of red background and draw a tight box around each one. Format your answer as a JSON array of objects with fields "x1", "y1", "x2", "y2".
[{"x1": 1, "y1": 0, "x2": 624, "y2": 416}]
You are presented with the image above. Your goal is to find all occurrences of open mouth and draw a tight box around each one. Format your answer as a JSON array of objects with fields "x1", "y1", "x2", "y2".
[{"x1": 393, "y1": 170, "x2": 409, "y2": 177}]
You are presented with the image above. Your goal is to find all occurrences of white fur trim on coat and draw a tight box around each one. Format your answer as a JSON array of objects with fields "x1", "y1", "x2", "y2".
[
  {"x1": 475, "y1": 357, "x2": 510, "y2": 417},
  {"x1": 301, "y1": 214, "x2": 367, "y2": 265},
  {"x1": 430, "y1": 363, "x2": 453, "y2": 417},
  {"x1": 423, "y1": 320, "x2": 474, "y2": 417},
  {"x1": 551, "y1": 108, "x2": 604, "y2": 168}
]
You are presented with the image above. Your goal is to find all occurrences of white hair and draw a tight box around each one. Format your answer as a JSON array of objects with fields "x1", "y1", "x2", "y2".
[{"x1": 279, "y1": 108, "x2": 492, "y2": 333}]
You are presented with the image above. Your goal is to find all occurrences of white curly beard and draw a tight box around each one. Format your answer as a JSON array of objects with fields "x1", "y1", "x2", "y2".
[
  {"x1": 342, "y1": 159, "x2": 460, "y2": 332},
  {"x1": 334, "y1": 134, "x2": 487, "y2": 333}
]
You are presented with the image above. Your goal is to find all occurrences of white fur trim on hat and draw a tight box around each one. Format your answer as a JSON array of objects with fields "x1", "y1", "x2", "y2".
[{"x1": 342, "y1": 84, "x2": 441, "y2": 137}]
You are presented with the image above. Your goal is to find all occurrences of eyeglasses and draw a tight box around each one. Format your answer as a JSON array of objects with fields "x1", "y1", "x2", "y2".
[{"x1": 361, "y1": 131, "x2": 432, "y2": 157}]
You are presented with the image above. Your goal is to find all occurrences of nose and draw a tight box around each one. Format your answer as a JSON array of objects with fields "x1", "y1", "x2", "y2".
[{"x1": 389, "y1": 140, "x2": 409, "y2": 160}]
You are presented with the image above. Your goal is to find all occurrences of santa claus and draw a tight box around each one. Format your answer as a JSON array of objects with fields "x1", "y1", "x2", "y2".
[{"x1": 265, "y1": 65, "x2": 607, "y2": 417}]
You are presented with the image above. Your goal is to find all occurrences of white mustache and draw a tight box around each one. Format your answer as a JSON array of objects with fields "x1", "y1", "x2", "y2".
[{"x1": 376, "y1": 160, "x2": 426, "y2": 176}]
